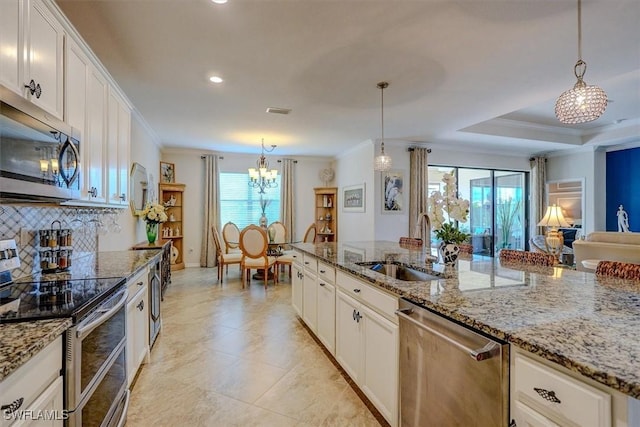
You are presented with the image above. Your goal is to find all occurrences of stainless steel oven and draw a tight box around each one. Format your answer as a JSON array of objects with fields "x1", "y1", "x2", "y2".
[{"x1": 65, "y1": 286, "x2": 129, "y2": 427}]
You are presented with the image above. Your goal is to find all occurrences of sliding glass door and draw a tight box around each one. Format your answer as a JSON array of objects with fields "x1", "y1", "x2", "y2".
[{"x1": 429, "y1": 166, "x2": 528, "y2": 257}]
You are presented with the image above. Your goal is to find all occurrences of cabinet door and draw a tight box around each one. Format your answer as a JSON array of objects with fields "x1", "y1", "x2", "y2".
[
  {"x1": 0, "y1": 0, "x2": 22, "y2": 93},
  {"x1": 335, "y1": 290, "x2": 361, "y2": 381},
  {"x1": 106, "y1": 90, "x2": 119, "y2": 204},
  {"x1": 117, "y1": 99, "x2": 130, "y2": 205},
  {"x1": 302, "y1": 270, "x2": 317, "y2": 332},
  {"x1": 291, "y1": 264, "x2": 303, "y2": 316},
  {"x1": 13, "y1": 376, "x2": 64, "y2": 427},
  {"x1": 361, "y1": 305, "x2": 399, "y2": 426},
  {"x1": 65, "y1": 38, "x2": 88, "y2": 133},
  {"x1": 25, "y1": 0, "x2": 63, "y2": 118},
  {"x1": 511, "y1": 401, "x2": 560, "y2": 427},
  {"x1": 126, "y1": 286, "x2": 148, "y2": 387},
  {"x1": 316, "y1": 280, "x2": 335, "y2": 355},
  {"x1": 85, "y1": 67, "x2": 107, "y2": 202}
]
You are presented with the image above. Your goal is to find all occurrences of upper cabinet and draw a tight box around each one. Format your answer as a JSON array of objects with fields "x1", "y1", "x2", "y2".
[
  {"x1": 107, "y1": 88, "x2": 131, "y2": 206},
  {"x1": 0, "y1": 0, "x2": 64, "y2": 119}
]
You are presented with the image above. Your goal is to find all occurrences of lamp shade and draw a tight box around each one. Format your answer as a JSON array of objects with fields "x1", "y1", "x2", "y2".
[{"x1": 537, "y1": 205, "x2": 570, "y2": 228}]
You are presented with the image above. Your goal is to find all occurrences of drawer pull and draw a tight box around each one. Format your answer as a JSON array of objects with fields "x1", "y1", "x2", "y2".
[
  {"x1": 353, "y1": 288, "x2": 361, "y2": 293},
  {"x1": 320, "y1": 269, "x2": 326, "y2": 273},
  {"x1": 319, "y1": 282, "x2": 325, "y2": 287},
  {"x1": 304, "y1": 261, "x2": 309, "y2": 265},
  {"x1": 1, "y1": 397, "x2": 24, "y2": 414},
  {"x1": 137, "y1": 281, "x2": 144, "y2": 286},
  {"x1": 534, "y1": 387, "x2": 561, "y2": 404}
]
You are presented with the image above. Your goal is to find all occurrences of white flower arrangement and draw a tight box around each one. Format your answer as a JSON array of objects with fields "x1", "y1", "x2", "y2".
[
  {"x1": 427, "y1": 171, "x2": 470, "y2": 244},
  {"x1": 141, "y1": 202, "x2": 168, "y2": 225}
]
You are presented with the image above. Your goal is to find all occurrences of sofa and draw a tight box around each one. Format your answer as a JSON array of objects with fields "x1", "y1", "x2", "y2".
[{"x1": 573, "y1": 232, "x2": 640, "y2": 271}]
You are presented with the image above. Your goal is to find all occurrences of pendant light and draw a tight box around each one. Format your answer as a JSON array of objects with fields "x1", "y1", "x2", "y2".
[
  {"x1": 555, "y1": 0, "x2": 607, "y2": 124},
  {"x1": 374, "y1": 81, "x2": 392, "y2": 171}
]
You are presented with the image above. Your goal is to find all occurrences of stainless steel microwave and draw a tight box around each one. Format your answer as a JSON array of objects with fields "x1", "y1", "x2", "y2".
[{"x1": 0, "y1": 85, "x2": 81, "y2": 202}]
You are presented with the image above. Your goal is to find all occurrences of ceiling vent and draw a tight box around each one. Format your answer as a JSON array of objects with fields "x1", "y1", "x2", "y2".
[{"x1": 266, "y1": 107, "x2": 291, "y2": 115}]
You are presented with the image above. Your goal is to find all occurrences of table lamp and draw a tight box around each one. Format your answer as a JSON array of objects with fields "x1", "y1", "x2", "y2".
[{"x1": 537, "y1": 205, "x2": 570, "y2": 262}]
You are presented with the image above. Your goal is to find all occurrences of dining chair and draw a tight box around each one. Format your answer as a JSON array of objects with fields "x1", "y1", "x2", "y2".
[
  {"x1": 222, "y1": 222, "x2": 241, "y2": 254},
  {"x1": 268, "y1": 221, "x2": 294, "y2": 278},
  {"x1": 239, "y1": 225, "x2": 277, "y2": 289},
  {"x1": 303, "y1": 223, "x2": 317, "y2": 243},
  {"x1": 595, "y1": 260, "x2": 640, "y2": 281},
  {"x1": 211, "y1": 225, "x2": 241, "y2": 283}
]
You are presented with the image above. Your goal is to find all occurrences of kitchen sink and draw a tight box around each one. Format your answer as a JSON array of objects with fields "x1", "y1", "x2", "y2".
[{"x1": 356, "y1": 262, "x2": 441, "y2": 282}]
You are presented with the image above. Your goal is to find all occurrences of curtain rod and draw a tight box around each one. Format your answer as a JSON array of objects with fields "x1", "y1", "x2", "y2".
[
  {"x1": 200, "y1": 155, "x2": 224, "y2": 159},
  {"x1": 407, "y1": 147, "x2": 432, "y2": 153},
  {"x1": 277, "y1": 159, "x2": 298, "y2": 163}
]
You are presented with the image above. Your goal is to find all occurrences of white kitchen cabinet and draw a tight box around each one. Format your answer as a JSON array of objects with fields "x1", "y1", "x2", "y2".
[
  {"x1": 64, "y1": 37, "x2": 88, "y2": 133},
  {"x1": 335, "y1": 289, "x2": 362, "y2": 381},
  {"x1": 511, "y1": 350, "x2": 612, "y2": 427},
  {"x1": 316, "y1": 279, "x2": 336, "y2": 355},
  {"x1": 0, "y1": 336, "x2": 63, "y2": 427},
  {"x1": 291, "y1": 263, "x2": 303, "y2": 317},
  {"x1": 84, "y1": 67, "x2": 107, "y2": 202},
  {"x1": 126, "y1": 269, "x2": 149, "y2": 387},
  {"x1": 302, "y1": 269, "x2": 318, "y2": 333},
  {"x1": 107, "y1": 88, "x2": 130, "y2": 206},
  {"x1": 13, "y1": 377, "x2": 63, "y2": 427},
  {"x1": 0, "y1": 0, "x2": 63, "y2": 119}
]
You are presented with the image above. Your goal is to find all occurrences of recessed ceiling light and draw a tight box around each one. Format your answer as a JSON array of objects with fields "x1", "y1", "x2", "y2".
[
  {"x1": 266, "y1": 107, "x2": 291, "y2": 115},
  {"x1": 209, "y1": 76, "x2": 223, "y2": 83},
  {"x1": 211, "y1": 0, "x2": 227, "y2": 4}
]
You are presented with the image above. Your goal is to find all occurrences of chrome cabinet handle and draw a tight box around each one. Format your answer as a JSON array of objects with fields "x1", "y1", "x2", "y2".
[
  {"x1": 1, "y1": 397, "x2": 24, "y2": 414},
  {"x1": 137, "y1": 300, "x2": 144, "y2": 311},
  {"x1": 89, "y1": 187, "x2": 98, "y2": 197},
  {"x1": 137, "y1": 281, "x2": 144, "y2": 287},
  {"x1": 534, "y1": 387, "x2": 561, "y2": 404},
  {"x1": 319, "y1": 282, "x2": 326, "y2": 287},
  {"x1": 120, "y1": 193, "x2": 126, "y2": 201},
  {"x1": 355, "y1": 311, "x2": 362, "y2": 322},
  {"x1": 353, "y1": 288, "x2": 361, "y2": 293},
  {"x1": 24, "y1": 80, "x2": 42, "y2": 98},
  {"x1": 353, "y1": 309, "x2": 356, "y2": 321},
  {"x1": 509, "y1": 420, "x2": 517, "y2": 427}
]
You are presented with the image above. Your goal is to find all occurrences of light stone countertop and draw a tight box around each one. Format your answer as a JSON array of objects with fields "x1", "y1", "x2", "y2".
[
  {"x1": 1, "y1": 249, "x2": 162, "y2": 381},
  {"x1": 0, "y1": 318, "x2": 71, "y2": 381},
  {"x1": 291, "y1": 241, "x2": 640, "y2": 399}
]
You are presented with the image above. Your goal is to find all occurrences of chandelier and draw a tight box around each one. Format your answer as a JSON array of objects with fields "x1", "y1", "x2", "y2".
[
  {"x1": 555, "y1": 0, "x2": 607, "y2": 124},
  {"x1": 374, "y1": 81, "x2": 392, "y2": 171},
  {"x1": 248, "y1": 139, "x2": 278, "y2": 194}
]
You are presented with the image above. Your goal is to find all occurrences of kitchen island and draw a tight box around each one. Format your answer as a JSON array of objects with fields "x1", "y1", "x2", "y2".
[{"x1": 291, "y1": 241, "x2": 640, "y2": 400}]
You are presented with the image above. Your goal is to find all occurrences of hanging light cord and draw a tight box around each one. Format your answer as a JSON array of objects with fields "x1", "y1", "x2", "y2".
[
  {"x1": 378, "y1": 81, "x2": 388, "y2": 154},
  {"x1": 574, "y1": 0, "x2": 587, "y2": 81}
]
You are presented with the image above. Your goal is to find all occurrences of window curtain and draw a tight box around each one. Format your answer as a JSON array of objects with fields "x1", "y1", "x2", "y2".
[
  {"x1": 409, "y1": 148, "x2": 430, "y2": 238},
  {"x1": 280, "y1": 159, "x2": 295, "y2": 241},
  {"x1": 530, "y1": 157, "x2": 547, "y2": 237},
  {"x1": 200, "y1": 155, "x2": 220, "y2": 267}
]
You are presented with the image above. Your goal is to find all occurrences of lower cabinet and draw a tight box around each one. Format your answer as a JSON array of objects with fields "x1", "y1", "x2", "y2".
[
  {"x1": 126, "y1": 269, "x2": 149, "y2": 387},
  {"x1": 336, "y1": 289, "x2": 399, "y2": 426},
  {"x1": 0, "y1": 336, "x2": 63, "y2": 427},
  {"x1": 291, "y1": 262, "x2": 303, "y2": 316},
  {"x1": 302, "y1": 269, "x2": 318, "y2": 333},
  {"x1": 316, "y1": 280, "x2": 336, "y2": 354}
]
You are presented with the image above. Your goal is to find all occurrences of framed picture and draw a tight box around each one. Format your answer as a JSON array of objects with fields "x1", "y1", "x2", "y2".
[
  {"x1": 382, "y1": 170, "x2": 404, "y2": 214},
  {"x1": 160, "y1": 162, "x2": 175, "y2": 184},
  {"x1": 343, "y1": 183, "x2": 365, "y2": 213}
]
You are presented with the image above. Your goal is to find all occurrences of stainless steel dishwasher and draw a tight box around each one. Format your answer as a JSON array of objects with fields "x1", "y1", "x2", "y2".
[{"x1": 396, "y1": 298, "x2": 509, "y2": 426}]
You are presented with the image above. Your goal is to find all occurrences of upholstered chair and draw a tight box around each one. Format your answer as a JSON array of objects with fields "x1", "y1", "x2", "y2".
[
  {"x1": 222, "y1": 222, "x2": 241, "y2": 254},
  {"x1": 303, "y1": 223, "x2": 317, "y2": 243},
  {"x1": 239, "y1": 225, "x2": 277, "y2": 289},
  {"x1": 268, "y1": 221, "x2": 294, "y2": 278},
  {"x1": 499, "y1": 249, "x2": 556, "y2": 267},
  {"x1": 211, "y1": 226, "x2": 241, "y2": 283}
]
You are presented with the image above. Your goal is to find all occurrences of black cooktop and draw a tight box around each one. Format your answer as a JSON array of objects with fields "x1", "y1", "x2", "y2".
[{"x1": 0, "y1": 277, "x2": 126, "y2": 323}]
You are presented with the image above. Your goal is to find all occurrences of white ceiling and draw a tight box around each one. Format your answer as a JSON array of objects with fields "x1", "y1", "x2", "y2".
[{"x1": 56, "y1": 0, "x2": 640, "y2": 158}]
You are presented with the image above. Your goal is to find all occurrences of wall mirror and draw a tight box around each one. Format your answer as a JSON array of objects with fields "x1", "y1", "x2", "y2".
[
  {"x1": 130, "y1": 162, "x2": 148, "y2": 215},
  {"x1": 547, "y1": 178, "x2": 585, "y2": 232}
]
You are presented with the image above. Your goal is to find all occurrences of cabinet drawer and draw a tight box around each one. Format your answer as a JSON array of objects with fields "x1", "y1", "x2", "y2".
[
  {"x1": 336, "y1": 271, "x2": 398, "y2": 321},
  {"x1": 514, "y1": 353, "x2": 611, "y2": 427},
  {"x1": 127, "y1": 267, "x2": 148, "y2": 302},
  {"x1": 291, "y1": 249, "x2": 303, "y2": 266},
  {"x1": 303, "y1": 253, "x2": 317, "y2": 273},
  {"x1": 1, "y1": 337, "x2": 62, "y2": 427},
  {"x1": 317, "y1": 262, "x2": 335, "y2": 284}
]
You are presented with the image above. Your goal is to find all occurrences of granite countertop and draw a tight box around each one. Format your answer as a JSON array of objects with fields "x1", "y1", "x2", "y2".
[
  {"x1": 1, "y1": 249, "x2": 162, "y2": 382},
  {"x1": 291, "y1": 241, "x2": 640, "y2": 399},
  {"x1": 0, "y1": 318, "x2": 71, "y2": 381}
]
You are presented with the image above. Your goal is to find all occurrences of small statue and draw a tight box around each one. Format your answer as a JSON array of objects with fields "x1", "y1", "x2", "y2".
[{"x1": 617, "y1": 205, "x2": 631, "y2": 232}]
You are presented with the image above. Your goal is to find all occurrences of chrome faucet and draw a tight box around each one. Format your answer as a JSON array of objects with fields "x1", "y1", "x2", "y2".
[{"x1": 415, "y1": 213, "x2": 437, "y2": 263}]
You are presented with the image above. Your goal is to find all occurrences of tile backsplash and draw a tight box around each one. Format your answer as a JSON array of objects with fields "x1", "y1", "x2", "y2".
[{"x1": 0, "y1": 205, "x2": 121, "y2": 279}]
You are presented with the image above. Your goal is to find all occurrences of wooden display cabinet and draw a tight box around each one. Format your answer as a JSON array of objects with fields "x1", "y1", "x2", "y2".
[
  {"x1": 314, "y1": 187, "x2": 338, "y2": 243},
  {"x1": 159, "y1": 183, "x2": 185, "y2": 270}
]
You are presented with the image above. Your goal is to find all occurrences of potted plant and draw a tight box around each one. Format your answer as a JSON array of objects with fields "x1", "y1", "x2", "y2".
[{"x1": 428, "y1": 171, "x2": 470, "y2": 265}]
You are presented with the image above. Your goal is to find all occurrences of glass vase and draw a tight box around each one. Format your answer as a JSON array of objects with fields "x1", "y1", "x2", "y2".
[{"x1": 146, "y1": 222, "x2": 158, "y2": 244}]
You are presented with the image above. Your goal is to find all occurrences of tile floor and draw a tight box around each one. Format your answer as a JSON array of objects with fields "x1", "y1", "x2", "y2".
[{"x1": 125, "y1": 267, "x2": 382, "y2": 426}]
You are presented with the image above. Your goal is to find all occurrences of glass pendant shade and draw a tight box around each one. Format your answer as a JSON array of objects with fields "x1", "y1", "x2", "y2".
[
  {"x1": 374, "y1": 81, "x2": 392, "y2": 171},
  {"x1": 555, "y1": 62, "x2": 607, "y2": 124},
  {"x1": 374, "y1": 150, "x2": 392, "y2": 171}
]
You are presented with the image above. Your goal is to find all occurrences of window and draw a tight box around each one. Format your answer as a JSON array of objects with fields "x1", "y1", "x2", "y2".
[
  {"x1": 219, "y1": 172, "x2": 281, "y2": 229},
  {"x1": 428, "y1": 166, "x2": 528, "y2": 256}
]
